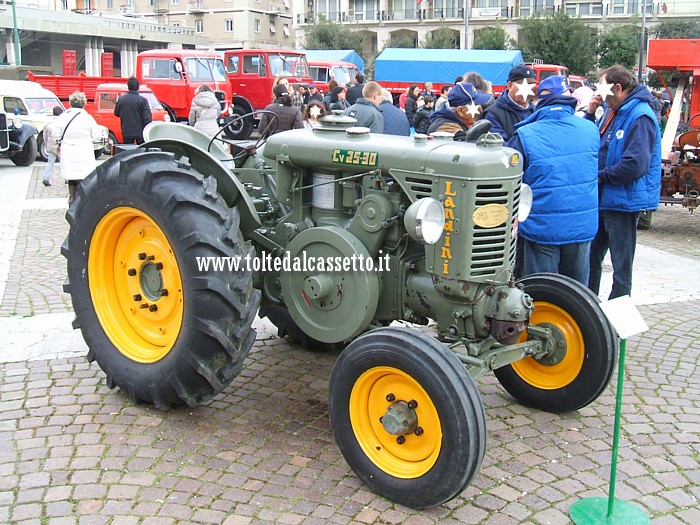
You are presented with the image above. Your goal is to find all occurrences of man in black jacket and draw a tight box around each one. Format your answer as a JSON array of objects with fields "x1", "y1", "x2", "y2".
[
  {"x1": 484, "y1": 64, "x2": 536, "y2": 140},
  {"x1": 114, "y1": 76, "x2": 152, "y2": 145},
  {"x1": 346, "y1": 73, "x2": 365, "y2": 105}
]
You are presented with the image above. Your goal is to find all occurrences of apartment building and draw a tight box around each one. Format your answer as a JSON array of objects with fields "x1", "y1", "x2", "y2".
[
  {"x1": 74, "y1": 0, "x2": 296, "y2": 49},
  {"x1": 294, "y1": 0, "x2": 700, "y2": 56}
]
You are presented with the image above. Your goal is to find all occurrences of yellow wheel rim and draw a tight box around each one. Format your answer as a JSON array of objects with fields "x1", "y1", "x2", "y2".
[
  {"x1": 88, "y1": 207, "x2": 183, "y2": 363},
  {"x1": 513, "y1": 301, "x2": 584, "y2": 390},
  {"x1": 349, "y1": 366, "x2": 442, "y2": 479}
]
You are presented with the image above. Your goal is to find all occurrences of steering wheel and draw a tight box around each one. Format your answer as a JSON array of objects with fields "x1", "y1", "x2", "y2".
[{"x1": 209, "y1": 110, "x2": 279, "y2": 163}]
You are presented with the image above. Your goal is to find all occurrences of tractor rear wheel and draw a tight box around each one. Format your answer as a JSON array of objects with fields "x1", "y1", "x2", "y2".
[
  {"x1": 63, "y1": 150, "x2": 260, "y2": 408},
  {"x1": 495, "y1": 273, "x2": 616, "y2": 413},
  {"x1": 328, "y1": 327, "x2": 486, "y2": 509}
]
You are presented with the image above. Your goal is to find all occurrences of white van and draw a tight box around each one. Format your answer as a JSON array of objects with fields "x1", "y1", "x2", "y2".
[{"x1": 0, "y1": 80, "x2": 64, "y2": 161}]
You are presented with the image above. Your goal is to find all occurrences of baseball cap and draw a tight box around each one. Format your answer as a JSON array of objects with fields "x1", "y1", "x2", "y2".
[
  {"x1": 273, "y1": 83, "x2": 289, "y2": 98},
  {"x1": 536, "y1": 75, "x2": 569, "y2": 99},
  {"x1": 508, "y1": 64, "x2": 536, "y2": 83},
  {"x1": 308, "y1": 83, "x2": 316, "y2": 89},
  {"x1": 448, "y1": 82, "x2": 494, "y2": 108}
]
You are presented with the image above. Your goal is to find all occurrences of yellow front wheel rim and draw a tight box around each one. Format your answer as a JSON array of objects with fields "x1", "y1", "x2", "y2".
[
  {"x1": 88, "y1": 207, "x2": 184, "y2": 363},
  {"x1": 349, "y1": 366, "x2": 442, "y2": 479},
  {"x1": 513, "y1": 301, "x2": 584, "y2": 389}
]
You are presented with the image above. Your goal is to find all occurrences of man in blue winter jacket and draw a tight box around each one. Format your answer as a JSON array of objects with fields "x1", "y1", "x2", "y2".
[
  {"x1": 585, "y1": 65, "x2": 661, "y2": 299},
  {"x1": 506, "y1": 76, "x2": 600, "y2": 286}
]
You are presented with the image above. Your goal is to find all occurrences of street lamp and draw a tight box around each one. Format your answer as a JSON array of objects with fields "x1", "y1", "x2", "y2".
[
  {"x1": 637, "y1": 0, "x2": 646, "y2": 82},
  {"x1": 463, "y1": 0, "x2": 470, "y2": 50},
  {"x1": 11, "y1": 0, "x2": 21, "y2": 65}
]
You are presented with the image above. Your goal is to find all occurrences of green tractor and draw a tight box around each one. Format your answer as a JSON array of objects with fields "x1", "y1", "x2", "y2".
[{"x1": 63, "y1": 116, "x2": 616, "y2": 509}]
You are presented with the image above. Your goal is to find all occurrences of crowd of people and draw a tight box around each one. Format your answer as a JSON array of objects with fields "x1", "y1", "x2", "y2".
[{"x1": 43, "y1": 63, "x2": 662, "y2": 301}]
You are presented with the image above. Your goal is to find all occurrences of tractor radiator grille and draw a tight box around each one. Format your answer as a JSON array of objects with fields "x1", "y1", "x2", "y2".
[
  {"x1": 0, "y1": 114, "x2": 8, "y2": 151},
  {"x1": 470, "y1": 182, "x2": 512, "y2": 277}
]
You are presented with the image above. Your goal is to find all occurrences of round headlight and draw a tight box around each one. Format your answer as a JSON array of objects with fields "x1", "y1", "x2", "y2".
[
  {"x1": 101, "y1": 127, "x2": 109, "y2": 139},
  {"x1": 518, "y1": 183, "x2": 533, "y2": 223},
  {"x1": 12, "y1": 116, "x2": 22, "y2": 129},
  {"x1": 163, "y1": 114, "x2": 171, "y2": 122},
  {"x1": 404, "y1": 198, "x2": 445, "y2": 245}
]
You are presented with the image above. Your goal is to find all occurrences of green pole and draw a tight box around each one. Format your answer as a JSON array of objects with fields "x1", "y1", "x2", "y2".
[
  {"x1": 607, "y1": 338, "x2": 626, "y2": 516},
  {"x1": 11, "y1": 0, "x2": 21, "y2": 66}
]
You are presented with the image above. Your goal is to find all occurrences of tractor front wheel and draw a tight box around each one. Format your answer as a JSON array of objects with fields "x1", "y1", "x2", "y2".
[
  {"x1": 328, "y1": 327, "x2": 486, "y2": 508},
  {"x1": 63, "y1": 150, "x2": 260, "y2": 408},
  {"x1": 495, "y1": 273, "x2": 616, "y2": 413}
]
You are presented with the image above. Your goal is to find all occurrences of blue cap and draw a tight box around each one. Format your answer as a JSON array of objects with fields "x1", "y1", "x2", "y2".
[
  {"x1": 448, "y1": 82, "x2": 494, "y2": 108},
  {"x1": 537, "y1": 75, "x2": 569, "y2": 99}
]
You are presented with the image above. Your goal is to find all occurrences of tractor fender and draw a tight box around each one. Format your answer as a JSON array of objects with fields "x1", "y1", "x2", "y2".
[{"x1": 141, "y1": 130, "x2": 261, "y2": 235}]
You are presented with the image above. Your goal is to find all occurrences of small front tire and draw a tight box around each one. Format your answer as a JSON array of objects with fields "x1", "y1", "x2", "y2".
[
  {"x1": 329, "y1": 327, "x2": 487, "y2": 508},
  {"x1": 495, "y1": 273, "x2": 616, "y2": 413}
]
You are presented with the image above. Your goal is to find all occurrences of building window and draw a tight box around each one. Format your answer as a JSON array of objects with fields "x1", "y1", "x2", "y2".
[
  {"x1": 612, "y1": 0, "x2": 624, "y2": 14},
  {"x1": 283, "y1": 24, "x2": 290, "y2": 36},
  {"x1": 171, "y1": 0, "x2": 179, "y2": 4},
  {"x1": 255, "y1": 19, "x2": 261, "y2": 32},
  {"x1": 195, "y1": 19, "x2": 204, "y2": 33},
  {"x1": 270, "y1": 22, "x2": 276, "y2": 34},
  {"x1": 519, "y1": 0, "x2": 530, "y2": 17},
  {"x1": 225, "y1": 19, "x2": 234, "y2": 32}
]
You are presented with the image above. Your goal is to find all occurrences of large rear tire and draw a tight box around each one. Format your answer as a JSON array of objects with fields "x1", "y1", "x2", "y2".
[
  {"x1": 495, "y1": 273, "x2": 616, "y2": 413},
  {"x1": 11, "y1": 136, "x2": 37, "y2": 166},
  {"x1": 328, "y1": 327, "x2": 487, "y2": 509},
  {"x1": 63, "y1": 149, "x2": 260, "y2": 408}
]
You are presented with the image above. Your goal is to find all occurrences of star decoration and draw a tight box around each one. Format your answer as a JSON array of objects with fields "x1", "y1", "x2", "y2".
[
  {"x1": 309, "y1": 106, "x2": 322, "y2": 118},
  {"x1": 465, "y1": 103, "x2": 481, "y2": 118},
  {"x1": 595, "y1": 79, "x2": 615, "y2": 99},
  {"x1": 513, "y1": 78, "x2": 536, "y2": 99}
]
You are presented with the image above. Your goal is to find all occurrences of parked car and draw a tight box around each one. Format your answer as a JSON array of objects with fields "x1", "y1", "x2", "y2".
[
  {"x1": 569, "y1": 75, "x2": 591, "y2": 90},
  {"x1": 0, "y1": 79, "x2": 63, "y2": 161},
  {"x1": 0, "y1": 110, "x2": 38, "y2": 166},
  {"x1": 85, "y1": 83, "x2": 170, "y2": 149}
]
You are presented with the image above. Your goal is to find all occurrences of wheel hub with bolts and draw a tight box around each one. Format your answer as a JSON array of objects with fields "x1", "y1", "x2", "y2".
[
  {"x1": 381, "y1": 399, "x2": 419, "y2": 438},
  {"x1": 533, "y1": 322, "x2": 568, "y2": 366}
]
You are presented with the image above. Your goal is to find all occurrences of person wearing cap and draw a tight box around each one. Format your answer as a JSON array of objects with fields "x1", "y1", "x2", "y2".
[
  {"x1": 426, "y1": 81, "x2": 494, "y2": 136},
  {"x1": 307, "y1": 84, "x2": 323, "y2": 104},
  {"x1": 505, "y1": 76, "x2": 599, "y2": 286},
  {"x1": 484, "y1": 64, "x2": 537, "y2": 140},
  {"x1": 258, "y1": 82, "x2": 303, "y2": 137},
  {"x1": 378, "y1": 88, "x2": 410, "y2": 136},
  {"x1": 343, "y1": 81, "x2": 384, "y2": 133},
  {"x1": 584, "y1": 64, "x2": 661, "y2": 300}
]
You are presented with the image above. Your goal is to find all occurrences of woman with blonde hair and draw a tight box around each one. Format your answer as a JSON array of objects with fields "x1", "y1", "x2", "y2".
[{"x1": 51, "y1": 91, "x2": 103, "y2": 205}]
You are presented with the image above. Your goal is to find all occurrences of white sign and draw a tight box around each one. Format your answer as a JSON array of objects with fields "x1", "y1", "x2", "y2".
[
  {"x1": 473, "y1": 7, "x2": 501, "y2": 18},
  {"x1": 599, "y1": 295, "x2": 649, "y2": 340}
]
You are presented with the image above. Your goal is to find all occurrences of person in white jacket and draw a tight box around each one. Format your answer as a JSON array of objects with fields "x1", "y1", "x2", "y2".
[
  {"x1": 51, "y1": 92, "x2": 103, "y2": 204},
  {"x1": 188, "y1": 85, "x2": 220, "y2": 138}
]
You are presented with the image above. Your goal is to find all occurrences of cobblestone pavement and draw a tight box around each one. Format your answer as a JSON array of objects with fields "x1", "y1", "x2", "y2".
[{"x1": 0, "y1": 162, "x2": 698, "y2": 525}]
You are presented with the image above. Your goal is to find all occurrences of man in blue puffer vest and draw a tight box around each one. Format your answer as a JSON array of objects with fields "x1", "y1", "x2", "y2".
[
  {"x1": 584, "y1": 65, "x2": 661, "y2": 299},
  {"x1": 506, "y1": 76, "x2": 599, "y2": 285}
]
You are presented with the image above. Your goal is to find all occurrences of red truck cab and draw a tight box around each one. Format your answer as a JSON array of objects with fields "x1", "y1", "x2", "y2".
[
  {"x1": 85, "y1": 83, "x2": 170, "y2": 145},
  {"x1": 223, "y1": 49, "x2": 313, "y2": 139},
  {"x1": 136, "y1": 49, "x2": 232, "y2": 124},
  {"x1": 308, "y1": 60, "x2": 359, "y2": 94}
]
